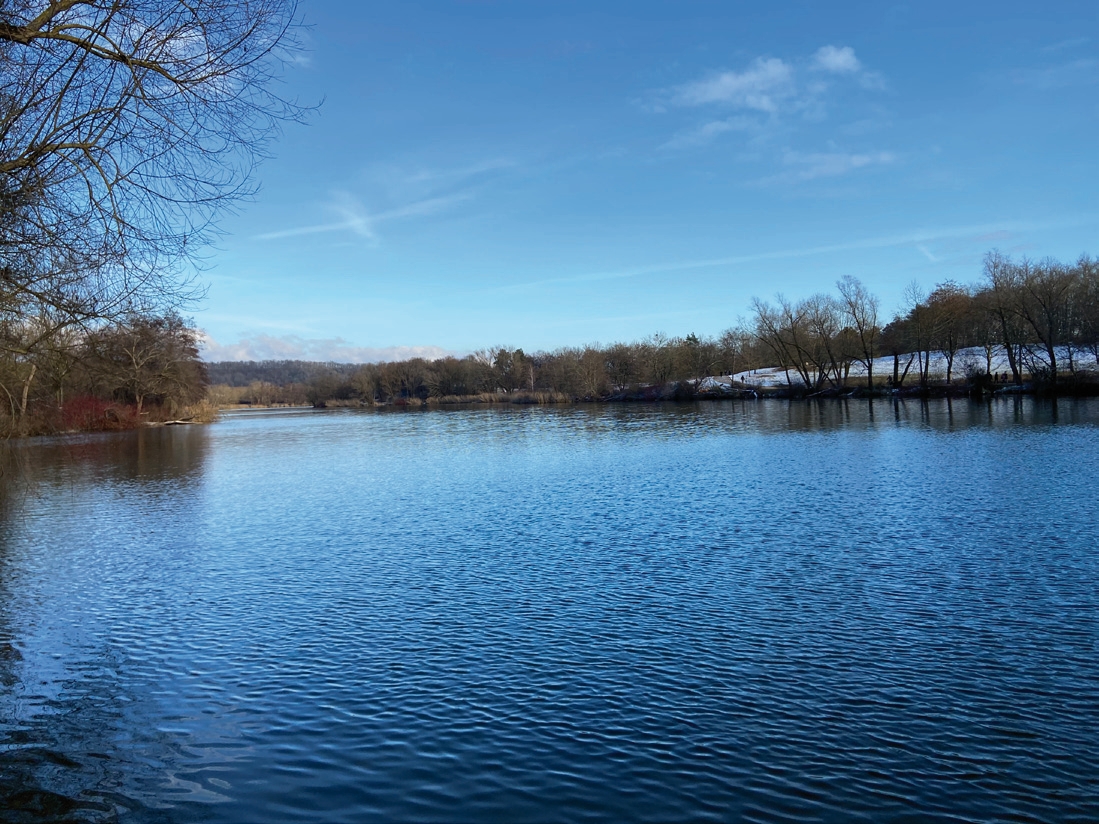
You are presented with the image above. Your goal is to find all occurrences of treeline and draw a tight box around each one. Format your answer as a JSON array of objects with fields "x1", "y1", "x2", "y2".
[
  {"x1": 0, "y1": 312, "x2": 210, "y2": 437},
  {"x1": 226, "y1": 251, "x2": 1097, "y2": 408},
  {"x1": 8, "y1": 250, "x2": 1094, "y2": 434},
  {"x1": 206, "y1": 361, "x2": 359, "y2": 407},
  {"x1": 210, "y1": 329, "x2": 772, "y2": 408},
  {"x1": 754, "y1": 252, "x2": 1098, "y2": 392}
]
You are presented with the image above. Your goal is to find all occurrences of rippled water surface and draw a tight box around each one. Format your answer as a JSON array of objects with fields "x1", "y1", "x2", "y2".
[{"x1": 2, "y1": 399, "x2": 1099, "y2": 823}]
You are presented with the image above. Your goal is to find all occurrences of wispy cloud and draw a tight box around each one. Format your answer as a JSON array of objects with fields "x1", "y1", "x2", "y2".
[
  {"x1": 254, "y1": 192, "x2": 373, "y2": 241},
  {"x1": 656, "y1": 46, "x2": 887, "y2": 157},
  {"x1": 493, "y1": 213, "x2": 1099, "y2": 293},
  {"x1": 916, "y1": 244, "x2": 939, "y2": 263},
  {"x1": 754, "y1": 149, "x2": 895, "y2": 184},
  {"x1": 382, "y1": 193, "x2": 472, "y2": 219},
  {"x1": 1042, "y1": 37, "x2": 1091, "y2": 54},
  {"x1": 199, "y1": 333, "x2": 457, "y2": 363},
  {"x1": 254, "y1": 192, "x2": 471, "y2": 242},
  {"x1": 1011, "y1": 58, "x2": 1098, "y2": 90},
  {"x1": 405, "y1": 158, "x2": 517, "y2": 184},
  {"x1": 661, "y1": 116, "x2": 757, "y2": 149},
  {"x1": 663, "y1": 45, "x2": 882, "y2": 116},
  {"x1": 671, "y1": 57, "x2": 796, "y2": 111},
  {"x1": 253, "y1": 157, "x2": 514, "y2": 243},
  {"x1": 285, "y1": 52, "x2": 313, "y2": 68}
]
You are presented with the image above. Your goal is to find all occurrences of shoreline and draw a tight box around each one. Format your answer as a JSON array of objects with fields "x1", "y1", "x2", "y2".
[{"x1": 302, "y1": 379, "x2": 1099, "y2": 410}]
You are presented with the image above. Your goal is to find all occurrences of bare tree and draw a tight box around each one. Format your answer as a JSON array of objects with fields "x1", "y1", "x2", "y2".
[
  {"x1": 926, "y1": 281, "x2": 970, "y2": 383},
  {"x1": 640, "y1": 332, "x2": 675, "y2": 386},
  {"x1": 983, "y1": 251, "x2": 1026, "y2": 383},
  {"x1": 1077, "y1": 256, "x2": 1099, "y2": 368},
  {"x1": 751, "y1": 297, "x2": 804, "y2": 388},
  {"x1": 836, "y1": 275, "x2": 880, "y2": 390},
  {"x1": 85, "y1": 310, "x2": 206, "y2": 414},
  {"x1": 802, "y1": 293, "x2": 845, "y2": 389},
  {"x1": 902, "y1": 281, "x2": 933, "y2": 386},
  {"x1": 986, "y1": 254, "x2": 1080, "y2": 386},
  {"x1": 604, "y1": 342, "x2": 640, "y2": 389},
  {"x1": 1023, "y1": 258, "x2": 1081, "y2": 385},
  {"x1": 718, "y1": 323, "x2": 753, "y2": 377},
  {"x1": 1, "y1": 0, "x2": 308, "y2": 325}
]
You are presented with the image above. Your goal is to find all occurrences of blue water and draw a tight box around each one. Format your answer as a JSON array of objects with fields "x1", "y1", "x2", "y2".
[{"x1": 2, "y1": 399, "x2": 1098, "y2": 822}]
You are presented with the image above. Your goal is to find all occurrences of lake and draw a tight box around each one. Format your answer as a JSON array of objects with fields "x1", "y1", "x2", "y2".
[{"x1": 2, "y1": 399, "x2": 1098, "y2": 823}]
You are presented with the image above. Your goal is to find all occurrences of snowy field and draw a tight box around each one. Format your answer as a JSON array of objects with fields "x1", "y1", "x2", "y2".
[{"x1": 713, "y1": 346, "x2": 1099, "y2": 389}]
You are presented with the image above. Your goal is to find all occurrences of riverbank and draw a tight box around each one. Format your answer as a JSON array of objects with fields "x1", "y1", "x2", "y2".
[{"x1": 304, "y1": 374, "x2": 1099, "y2": 409}]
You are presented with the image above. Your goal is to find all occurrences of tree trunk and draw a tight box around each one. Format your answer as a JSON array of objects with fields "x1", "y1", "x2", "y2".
[
  {"x1": 997, "y1": 310, "x2": 1021, "y2": 383},
  {"x1": 19, "y1": 364, "x2": 36, "y2": 421},
  {"x1": 899, "y1": 354, "x2": 914, "y2": 387}
]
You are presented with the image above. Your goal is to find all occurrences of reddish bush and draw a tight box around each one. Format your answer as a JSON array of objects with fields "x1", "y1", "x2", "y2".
[{"x1": 61, "y1": 396, "x2": 141, "y2": 432}]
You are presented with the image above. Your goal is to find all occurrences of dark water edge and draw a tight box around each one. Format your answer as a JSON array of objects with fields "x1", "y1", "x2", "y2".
[{"x1": 2, "y1": 398, "x2": 1098, "y2": 823}]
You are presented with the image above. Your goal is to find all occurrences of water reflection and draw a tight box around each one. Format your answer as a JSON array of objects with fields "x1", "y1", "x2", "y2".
[
  {"x1": 1, "y1": 426, "x2": 211, "y2": 821},
  {"x1": 5, "y1": 424, "x2": 208, "y2": 484},
  {"x1": 1, "y1": 401, "x2": 1097, "y2": 823},
  {"x1": 353, "y1": 395, "x2": 1097, "y2": 438}
]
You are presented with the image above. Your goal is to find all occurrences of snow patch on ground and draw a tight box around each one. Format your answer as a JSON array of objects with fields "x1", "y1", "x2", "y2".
[{"x1": 723, "y1": 346, "x2": 1099, "y2": 389}]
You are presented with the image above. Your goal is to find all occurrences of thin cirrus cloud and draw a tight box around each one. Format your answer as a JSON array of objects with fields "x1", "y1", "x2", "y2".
[
  {"x1": 756, "y1": 150, "x2": 897, "y2": 184},
  {"x1": 1010, "y1": 58, "x2": 1098, "y2": 89},
  {"x1": 660, "y1": 116, "x2": 758, "y2": 149},
  {"x1": 492, "y1": 213, "x2": 1099, "y2": 295},
  {"x1": 254, "y1": 192, "x2": 472, "y2": 242}
]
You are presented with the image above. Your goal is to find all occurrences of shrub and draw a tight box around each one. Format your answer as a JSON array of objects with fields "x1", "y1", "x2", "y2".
[{"x1": 61, "y1": 396, "x2": 141, "y2": 432}]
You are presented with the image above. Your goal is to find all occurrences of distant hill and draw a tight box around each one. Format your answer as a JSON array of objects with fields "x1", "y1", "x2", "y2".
[{"x1": 206, "y1": 360, "x2": 359, "y2": 387}]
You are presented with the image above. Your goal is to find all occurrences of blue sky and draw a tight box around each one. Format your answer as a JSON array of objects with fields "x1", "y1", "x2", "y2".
[{"x1": 201, "y1": 1, "x2": 1098, "y2": 361}]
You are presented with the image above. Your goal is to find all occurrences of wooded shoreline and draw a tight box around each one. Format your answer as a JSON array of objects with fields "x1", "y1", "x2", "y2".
[
  {"x1": 6, "y1": 251, "x2": 1097, "y2": 436},
  {"x1": 235, "y1": 373, "x2": 1099, "y2": 412}
]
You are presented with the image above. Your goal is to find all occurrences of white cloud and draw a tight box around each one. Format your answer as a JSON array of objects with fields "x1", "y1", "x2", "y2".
[
  {"x1": 405, "y1": 158, "x2": 517, "y2": 184},
  {"x1": 760, "y1": 149, "x2": 895, "y2": 183},
  {"x1": 812, "y1": 45, "x2": 861, "y2": 74},
  {"x1": 380, "y1": 193, "x2": 471, "y2": 220},
  {"x1": 1042, "y1": 37, "x2": 1091, "y2": 54},
  {"x1": 916, "y1": 244, "x2": 939, "y2": 263},
  {"x1": 672, "y1": 57, "x2": 795, "y2": 111},
  {"x1": 254, "y1": 192, "x2": 469, "y2": 242},
  {"x1": 813, "y1": 45, "x2": 884, "y2": 88},
  {"x1": 199, "y1": 333, "x2": 457, "y2": 363},
  {"x1": 661, "y1": 116, "x2": 757, "y2": 149},
  {"x1": 657, "y1": 47, "x2": 885, "y2": 150},
  {"x1": 251, "y1": 157, "x2": 513, "y2": 244},
  {"x1": 668, "y1": 46, "x2": 879, "y2": 115}
]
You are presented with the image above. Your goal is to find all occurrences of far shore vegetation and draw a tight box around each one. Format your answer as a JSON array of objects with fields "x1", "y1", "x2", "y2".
[
  {"x1": 2, "y1": 4, "x2": 1095, "y2": 440},
  {"x1": 7, "y1": 250, "x2": 1096, "y2": 438}
]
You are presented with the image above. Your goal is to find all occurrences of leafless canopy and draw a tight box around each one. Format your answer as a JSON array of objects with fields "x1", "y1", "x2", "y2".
[{"x1": 0, "y1": 0, "x2": 307, "y2": 323}]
